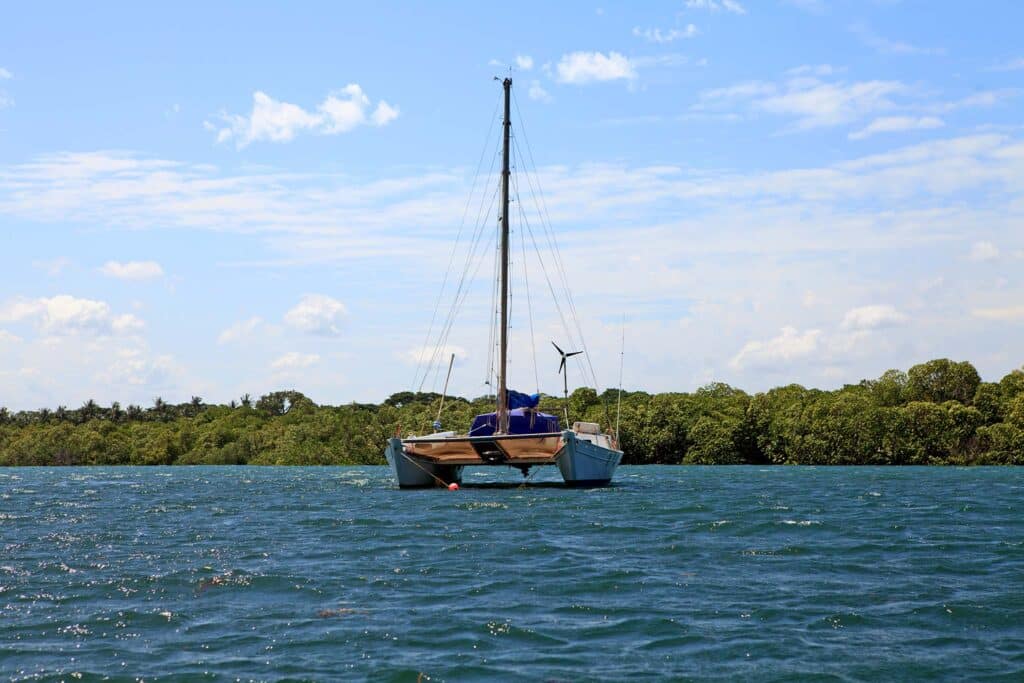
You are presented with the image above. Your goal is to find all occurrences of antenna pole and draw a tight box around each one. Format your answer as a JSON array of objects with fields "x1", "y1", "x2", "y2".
[
  {"x1": 563, "y1": 364, "x2": 570, "y2": 425},
  {"x1": 616, "y1": 319, "x2": 625, "y2": 444},
  {"x1": 497, "y1": 77, "x2": 512, "y2": 434},
  {"x1": 435, "y1": 352, "x2": 456, "y2": 429}
]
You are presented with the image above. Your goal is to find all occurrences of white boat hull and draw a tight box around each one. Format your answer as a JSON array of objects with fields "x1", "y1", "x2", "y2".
[
  {"x1": 385, "y1": 437, "x2": 464, "y2": 488},
  {"x1": 385, "y1": 431, "x2": 621, "y2": 488},
  {"x1": 556, "y1": 430, "x2": 622, "y2": 486}
]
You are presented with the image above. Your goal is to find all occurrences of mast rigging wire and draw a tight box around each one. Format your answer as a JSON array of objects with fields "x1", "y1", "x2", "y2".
[{"x1": 410, "y1": 100, "x2": 501, "y2": 392}]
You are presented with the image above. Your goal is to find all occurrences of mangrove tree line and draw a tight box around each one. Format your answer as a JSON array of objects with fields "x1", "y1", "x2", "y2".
[{"x1": 1, "y1": 358, "x2": 1023, "y2": 466}]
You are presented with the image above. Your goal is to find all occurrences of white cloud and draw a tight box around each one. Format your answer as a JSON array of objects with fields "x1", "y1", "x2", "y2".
[
  {"x1": 0, "y1": 330, "x2": 21, "y2": 343},
  {"x1": 969, "y1": 241, "x2": 999, "y2": 262},
  {"x1": 271, "y1": 351, "x2": 321, "y2": 371},
  {"x1": 988, "y1": 57, "x2": 1024, "y2": 72},
  {"x1": 400, "y1": 344, "x2": 468, "y2": 366},
  {"x1": 210, "y1": 85, "x2": 399, "y2": 148},
  {"x1": 632, "y1": 25, "x2": 698, "y2": 43},
  {"x1": 850, "y1": 23, "x2": 944, "y2": 56},
  {"x1": 528, "y1": 80, "x2": 552, "y2": 102},
  {"x1": 972, "y1": 306, "x2": 1024, "y2": 321},
  {"x1": 99, "y1": 260, "x2": 164, "y2": 280},
  {"x1": 283, "y1": 294, "x2": 347, "y2": 337},
  {"x1": 758, "y1": 80, "x2": 907, "y2": 130},
  {"x1": 97, "y1": 348, "x2": 177, "y2": 386},
  {"x1": 787, "y1": 64, "x2": 837, "y2": 77},
  {"x1": 217, "y1": 316, "x2": 264, "y2": 344},
  {"x1": 730, "y1": 327, "x2": 821, "y2": 370},
  {"x1": 697, "y1": 72, "x2": 910, "y2": 130},
  {"x1": 370, "y1": 100, "x2": 400, "y2": 127},
  {"x1": 783, "y1": 0, "x2": 825, "y2": 12},
  {"x1": 0, "y1": 295, "x2": 144, "y2": 337},
  {"x1": 516, "y1": 55, "x2": 534, "y2": 70},
  {"x1": 685, "y1": 0, "x2": 746, "y2": 14},
  {"x1": 556, "y1": 51, "x2": 636, "y2": 84},
  {"x1": 841, "y1": 305, "x2": 907, "y2": 330},
  {"x1": 0, "y1": 67, "x2": 11, "y2": 79},
  {"x1": 849, "y1": 116, "x2": 944, "y2": 140},
  {"x1": 33, "y1": 257, "x2": 73, "y2": 276}
]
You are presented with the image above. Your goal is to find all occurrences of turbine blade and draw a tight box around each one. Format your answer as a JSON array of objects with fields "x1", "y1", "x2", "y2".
[
  {"x1": 551, "y1": 341, "x2": 564, "y2": 355},
  {"x1": 567, "y1": 351, "x2": 583, "y2": 357},
  {"x1": 558, "y1": 357, "x2": 566, "y2": 374}
]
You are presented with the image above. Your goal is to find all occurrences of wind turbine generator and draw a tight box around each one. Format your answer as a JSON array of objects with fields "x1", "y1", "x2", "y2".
[{"x1": 552, "y1": 341, "x2": 583, "y2": 423}]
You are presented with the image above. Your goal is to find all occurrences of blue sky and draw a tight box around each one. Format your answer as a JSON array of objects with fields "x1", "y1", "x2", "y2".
[{"x1": 2, "y1": 0, "x2": 1023, "y2": 410}]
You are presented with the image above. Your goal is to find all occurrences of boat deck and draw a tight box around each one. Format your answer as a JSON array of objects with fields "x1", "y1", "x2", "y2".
[{"x1": 400, "y1": 432, "x2": 564, "y2": 466}]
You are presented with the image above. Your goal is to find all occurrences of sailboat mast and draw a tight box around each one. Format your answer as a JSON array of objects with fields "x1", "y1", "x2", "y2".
[{"x1": 497, "y1": 77, "x2": 512, "y2": 434}]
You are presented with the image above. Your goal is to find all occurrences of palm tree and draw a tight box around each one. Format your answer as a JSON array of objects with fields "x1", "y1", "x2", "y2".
[
  {"x1": 151, "y1": 396, "x2": 166, "y2": 419},
  {"x1": 38, "y1": 408, "x2": 52, "y2": 424},
  {"x1": 109, "y1": 402, "x2": 124, "y2": 422},
  {"x1": 240, "y1": 394, "x2": 252, "y2": 409},
  {"x1": 55, "y1": 406, "x2": 68, "y2": 422},
  {"x1": 127, "y1": 404, "x2": 143, "y2": 421},
  {"x1": 80, "y1": 399, "x2": 100, "y2": 422}
]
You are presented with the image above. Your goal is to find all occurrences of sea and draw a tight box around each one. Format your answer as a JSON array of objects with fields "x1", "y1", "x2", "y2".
[{"x1": 1, "y1": 466, "x2": 1022, "y2": 681}]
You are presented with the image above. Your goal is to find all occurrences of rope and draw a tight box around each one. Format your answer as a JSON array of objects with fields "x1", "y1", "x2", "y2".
[
  {"x1": 418, "y1": 180, "x2": 500, "y2": 393},
  {"x1": 411, "y1": 99, "x2": 501, "y2": 392},
  {"x1": 400, "y1": 449, "x2": 454, "y2": 487},
  {"x1": 519, "y1": 206, "x2": 540, "y2": 394},
  {"x1": 512, "y1": 91, "x2": 602, "y2": 394}
]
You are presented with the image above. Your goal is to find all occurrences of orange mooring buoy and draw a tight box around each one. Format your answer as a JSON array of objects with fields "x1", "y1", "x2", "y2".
[{"x1": 448, "y1": 482, "x2": 459, "y2": 491}]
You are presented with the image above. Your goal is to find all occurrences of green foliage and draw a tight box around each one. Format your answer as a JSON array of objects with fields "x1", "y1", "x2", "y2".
[
  {"x1": 905, "y1": 359, "x2": 981, "y2": 405},
  {"x1": 0, "y1": 360, "x2": 1021, "y2": 466}
]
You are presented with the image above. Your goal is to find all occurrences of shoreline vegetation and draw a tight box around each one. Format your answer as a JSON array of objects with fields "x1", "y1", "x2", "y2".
[{"x1": 1, "y1": 359, "x2": 1022, "y2": 467}]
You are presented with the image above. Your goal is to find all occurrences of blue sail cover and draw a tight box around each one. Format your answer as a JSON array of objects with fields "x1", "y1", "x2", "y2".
[
  {"x1": 470, "y1": 408, "x2": 560, "y2": 436},
  {"x1": 507, "y1": 390, "x2": 541, "y2": 409}
]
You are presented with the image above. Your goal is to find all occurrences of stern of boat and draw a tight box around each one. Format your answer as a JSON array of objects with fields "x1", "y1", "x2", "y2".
[
  {"x1": 556, "y1": 429, "x2": 622, "y2": 487},
  {"x1": 385, "y1": 437, "x2": 464, "y2": 488}
]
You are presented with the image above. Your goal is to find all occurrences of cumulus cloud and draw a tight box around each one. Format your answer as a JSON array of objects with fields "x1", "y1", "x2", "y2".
[
  {"x1": 217, "y1": 316, "x2": 263, "y2": 344},
  {"x1": 730, "y1": 327, "x2": 821, "y2": 370},
  {"x1": 556, "y1": 51, "x2": 636, "y2": 84},
  {"x1": 99, "y1": 260, "x2": 164, "y2": 280},
  {"x1": 209, "y1": 85, "x2": 399, "y2": 148},
  {"x1": 685, "y1": 0, "x2": 746, "y2": 14},
  {"x1": 271, "y1": 351, "x2": 320, "y2": 371},
  {"x1": 515, "y1": 55, "x2": 534, "y2": 70},
  {"x1": 0, "y1": 67, "x2": 11, "y2": 79},
  {"x1": 0, "y1": 295, "x2": 143, "y2": 336},
  {"x1": 632, "y1": 25, "x2": 699, "y2": 43},
  {"x1": 841, "y1": 305, "x2": 907, "y2": 330},
  {"x1": 283, "y1": 294, "x2": 347, "y2": 336},
  {"x1": 849, "y1": 116, "x2": 944, "y2": 140},
  {"x1": 969, "y1": 241, "x2": 999, "y2": 262}
]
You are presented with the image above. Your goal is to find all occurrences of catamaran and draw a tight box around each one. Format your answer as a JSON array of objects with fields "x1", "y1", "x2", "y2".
[{"x1": 385, "y1": 78, "x2": 623, "y2": 488}]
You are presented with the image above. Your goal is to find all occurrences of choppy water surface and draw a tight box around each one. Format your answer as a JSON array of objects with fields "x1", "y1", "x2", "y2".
[{"x1": 1, "y1": 466, "x2": 1023, "y2": 681}]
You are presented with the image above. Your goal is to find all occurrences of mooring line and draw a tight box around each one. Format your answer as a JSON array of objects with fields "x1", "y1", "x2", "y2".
[{"x1": 399, "y1": 449, "x2": 452, "y2": 487}]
